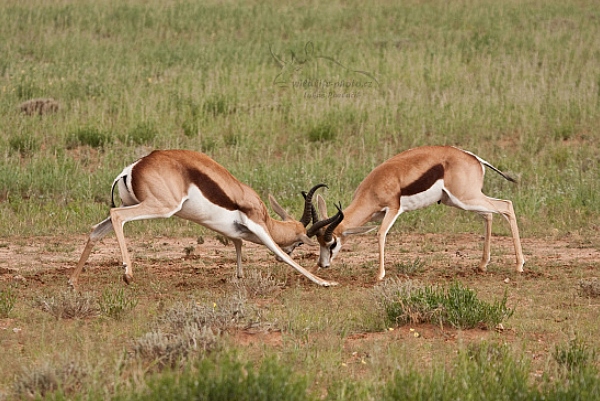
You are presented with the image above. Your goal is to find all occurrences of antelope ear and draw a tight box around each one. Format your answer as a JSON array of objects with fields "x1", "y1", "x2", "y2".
[
  {"x1": 298, "y1": 233, "x2": 316, "y2": 246},
  {"x1": 316, "y1": 194, "x2": 328, "y2": 219},
  {"x1": 268, "y1": 194, "x2": 292, "y2": 221},
  {"x1": 343, "y1": 226, "x2": 377, "y2": 236}
]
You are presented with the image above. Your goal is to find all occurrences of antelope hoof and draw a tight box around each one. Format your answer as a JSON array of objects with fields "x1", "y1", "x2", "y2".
[
  {"x1": 67, "y1": 279, "x2": 78, "y2": 291},
  {"x1": 123, "y1": 274, "x2": 134, "y2": 285}
]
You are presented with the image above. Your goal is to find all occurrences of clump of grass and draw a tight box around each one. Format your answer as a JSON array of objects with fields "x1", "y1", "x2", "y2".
[
  {"x1": 126, "y1": 356, "x2": 310, "y2": 401},
  {"x1": 160, "y1": 293, "x2": 250, "y2": 333},
  {"x1": 124, "y1": 122, "x2": 158, "y2": 145},
  {"x1": 386, "y1": 342, "x2": 532, "y2": 400},
  {"x1": 132, "y1": 324, "x2": 218, "y2": 370},
  {"x1": 131, "y1": 295, "x2": 256, "y2": 370},
  {"x1": 393, "y1": 257, "x2": 425, "y2": 275},
  {"x1": 66, "y1": 126, "x2": 112, "y2": 149},
  {"x1": 203, "y1": 94, "x2": 235, "y2": 117},
  {"x1": 234, "y1": 270, "x2": 285, "y2": 298},
  {"x1": 12, "y1": 360, "x2": 88, "y2": 399},
  {"x1": 375, "y1": 279, "x2": 514, "y2": 329},
  {"x1": 307, "y1": 121, "x2": 336, "y2": 142},
  {"x1": 9, "y1": 133, "x2": 40, "y2": 157},
  {"x1": 34, "y1": 291, "x2": 99, "y2": 319},
  {"x1": 579, "y1": 278, "x2": 600, "y2": 298},
  {"x1": 553, "y1": 337, "x2": 596, "y2": 372},
  {"x1": 98, "y1": 286, "x2": 138, "y2": 320},
  {"x1": 0, "y1": 286, "x2": 17, "y2": 318}
]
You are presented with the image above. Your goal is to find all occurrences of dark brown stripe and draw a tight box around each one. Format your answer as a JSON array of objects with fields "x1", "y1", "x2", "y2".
[
  {"x1": 401, "y1": 164, "x2": 444, "y2": 196},
  {"x1": 187, "y1": 168, "x2": 242, "y2": 212}
]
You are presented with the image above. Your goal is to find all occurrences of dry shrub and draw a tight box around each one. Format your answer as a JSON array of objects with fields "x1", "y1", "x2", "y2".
[
  {"x1": 132, "y1": 324, "x2": 218, "y2": 370},
  {"x1": 234, "y1": 269, "x2": 285, "y2": 298},
  {"x1": 19, "y1": 98, "x2": 59, "y2": 116},
  {"x1": 579, "y1": 279, "x2": 600, "y2": 298},
  {"x1": 34, "y1": 291, "x2": 99, "y2": 319},
  {"x1": 13, "y1": 360, "x2": 88, "y2": 399}
]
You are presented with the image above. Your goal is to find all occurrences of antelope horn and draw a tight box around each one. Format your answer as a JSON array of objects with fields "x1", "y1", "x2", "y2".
[
  {"x1": 323, "y1": 202, "x2": 344, "y2": 243},
  {"x1": 307, "y1": 202, "x2": 344, "y2": 238},
  {"x1": 299, "y1": 183, "x2": 328, "y2": 227}
]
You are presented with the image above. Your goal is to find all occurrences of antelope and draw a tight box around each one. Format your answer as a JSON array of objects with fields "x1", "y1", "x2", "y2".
[
  {"x1": 68, "y1": 149, "x2": 339, "y2": 289},
  {"x1": 311, "y1": 146, "x2": 525, "y2": 280}
]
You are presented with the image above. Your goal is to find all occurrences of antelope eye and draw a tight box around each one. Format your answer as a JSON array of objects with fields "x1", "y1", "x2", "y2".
[{"x1": 329, "y1": 242, "x2": 337, "y2": 251}]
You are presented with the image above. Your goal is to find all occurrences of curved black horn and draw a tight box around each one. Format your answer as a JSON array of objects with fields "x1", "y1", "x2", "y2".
[
  {"x1": 299, "y1": 183, "x2": 328, "y2": 227},
  {"x1": 306, "y1": 211, "x2": 339, "y2": 237},
  {"x1": 323, "y1": 203, "x2": 344, "y2": 243}
]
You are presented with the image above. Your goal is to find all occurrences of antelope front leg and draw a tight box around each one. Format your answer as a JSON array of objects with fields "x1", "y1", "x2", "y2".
[{"x1": 376, "y1": 209, "x2": 401, "y2": 281}]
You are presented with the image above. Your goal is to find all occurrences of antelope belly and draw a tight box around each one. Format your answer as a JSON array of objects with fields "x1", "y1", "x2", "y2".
[
  {"x1": 399, "y1": 179, "x2": 444, "y2": 212},
  {"x1": 176, "y1": 186, "x2": 245, "y2": 239}
]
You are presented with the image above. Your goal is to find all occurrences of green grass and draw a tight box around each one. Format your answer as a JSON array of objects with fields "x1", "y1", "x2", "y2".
[{"x1": 1, "y1": 0, "x2": 600, "y2": 399}]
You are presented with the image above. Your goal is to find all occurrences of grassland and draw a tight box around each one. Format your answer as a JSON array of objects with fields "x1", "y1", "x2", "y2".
[{"x1": 0, "y1": 0, "x2": 600, "y2": 399}]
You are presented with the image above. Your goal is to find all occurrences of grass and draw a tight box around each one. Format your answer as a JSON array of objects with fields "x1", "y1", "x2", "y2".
[
  {"x1": 1, "y1": 0, "x2": 600, "y2": 399},
  {"x1": 376, "y1": 279, "x2": 514, "y2": 329}
]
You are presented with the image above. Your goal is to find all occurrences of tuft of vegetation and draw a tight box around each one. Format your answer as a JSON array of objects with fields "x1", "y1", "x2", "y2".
[
  {"x1": 34, "y1": 291, "x2": 99, "y2": 320},
  {"x1": 8, "y1": 133, "x2": 40, "y2": 157},
  {"x1": 98, "y1": 286, "x2": 138, "y2": 320},
  {"x1": 376, "y1": 279, "x2": 514, "y2": 329},
  {"x1": 392, "y1": 257, "x2": 425, "y2": 276},
  {"x1": 124, "y1": 356, "x2": 310, "y2": 401},
  {"x1": 66, "y1": 126, "x2": 112, "y2": 149},
  {"x1": 132, "y1": 325, "x2": 218, "y2": 371},
  {"x1": 234, "y1": 270, "x2": 285, "y2": 298},
  {"x1": 579, "y1": 278, "x2": 600, "y2": 298},
  {"x1": 0, "y1": 286, "x2": 16, "y2": 318},
  {"x1": 123, "y1": 122, "x2": 158, "y2": 145},
  {"x1": 553, "y1": 337, "x2": 596, "y2": 372},
  {"x1": 307, "y1": 122, "x2": 336, "y2": 142},
  {"x1": 13, "y1": 360, "x2": 88, "y2": 400}
]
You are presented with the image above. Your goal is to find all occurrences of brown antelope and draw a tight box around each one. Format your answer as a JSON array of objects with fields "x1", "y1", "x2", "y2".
[
  {"x1": 311, "y1": 146, "x2": 525, "y2": 280},
  {"x1": 69, "y1": 150, "x2": 339, "y2": 289}
]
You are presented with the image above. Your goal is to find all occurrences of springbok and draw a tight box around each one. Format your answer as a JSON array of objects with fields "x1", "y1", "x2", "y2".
[
  {"x1": 311, "y1": 146, "x2": 525, "y2": 280},
  {"x1": 68, "y1": 149, "x2": 338, "y2": 289}
]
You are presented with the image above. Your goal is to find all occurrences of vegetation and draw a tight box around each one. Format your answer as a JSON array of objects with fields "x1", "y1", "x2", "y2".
[{"x1": 1, "y1": 0, "x2": 600, "y2": 399}]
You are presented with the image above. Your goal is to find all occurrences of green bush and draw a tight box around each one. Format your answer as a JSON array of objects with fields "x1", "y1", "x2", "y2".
[
  {"x1": 377, "y1": 279, "x2": 514, "y2": 329},
  {"x1": 99, "y1": 287, "x2": 138, "y2": 320}
]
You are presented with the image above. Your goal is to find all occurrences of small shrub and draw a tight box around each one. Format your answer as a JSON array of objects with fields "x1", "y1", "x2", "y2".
[
  {"x1": 98, "y1": 286, "x2": 138, "y2": 320},
  {"x1": 393, "y1": 257, "x2": 425, "y2": 275},
  {"x1": 160, "y1": 294, "x2": 249, "y2": 333},
  {"x1": 375, "y1": 279, "x2": 514, "y2": 330},
  {"x1": 126, "y1": 356, "x2": 310, "y2": 401},
  {"x1": 124, "y1": 122, "x2": 158, "y2": 145},
  {"x1": 13, "y1": 360, "x2": 88, "y2": 399},
  {"x1": 307, "y1": 122, "x2": 336, "y2": 142},
  {"x1": 181, "y1": 120, "x2": 198, "y2": 138},
  {"x1": 0, "y1": 286, "x2": 17, "y2": 318},
  {"x1": 9, "y1": 133, "x2": 40, "y2": 157},
  {"x1": 235, "y1": 270, "x2": 285, "y2": 298},
  {"x1": 553, "y1": 337, "x2": 595, "y2": 372},
  {"x1": 34, "y1": 291, "x2": 99, "y2": 320},
  {"x1": 132, "y1": 324, "x2": 218, "y2": 370},
  {"x1": 66, "y1": 126, "x2": 112, "y2": 149},
  {"x1": 579, "y1": 278, "x2": 600, "y2": 298}
]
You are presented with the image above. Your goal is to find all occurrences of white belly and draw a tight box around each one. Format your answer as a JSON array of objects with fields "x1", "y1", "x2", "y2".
[
  {"x1": 399, "y1": 179, "x2": 444, "y2": 213},
  {"x1": 176, "y1": 186, "x2": 247, "y2": 239}
]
